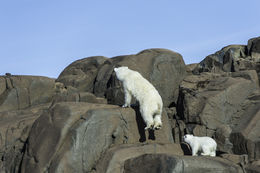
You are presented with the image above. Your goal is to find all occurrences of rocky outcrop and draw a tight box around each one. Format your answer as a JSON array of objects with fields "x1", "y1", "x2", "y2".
[
  {"x1": 20, "y1": 102, "x2": 173, "y2": 173},
  {"x1": 123, "y1": 154, "x2": 243, "y2": 173},
  {"x1": 57, "y1": 49, "x2": 187, "y2": 107},
  {"x1": 1, "y1": 37, "x2": 260, "y2": 173},
  {"x1": 0, "y1": 75, "x2": 55, "y2": 112},
  {"x1": 95, "y1": 143, "x2": 184, "y2": 173},
  {"x1": 0, "y1": 104, "x2": 50, "y2": 172}
]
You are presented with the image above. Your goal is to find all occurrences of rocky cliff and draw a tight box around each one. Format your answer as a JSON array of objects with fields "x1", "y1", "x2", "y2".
[{"x1": 0, "y1": 36, "x2": 260, "y2": 173}]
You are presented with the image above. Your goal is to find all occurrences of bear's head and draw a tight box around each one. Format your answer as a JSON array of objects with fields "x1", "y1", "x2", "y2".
[
  {"x1": 183, "y1": 134, "x2": 194, "y2": 143},
  {"x1": 114, "y1": 66, "x2": 129, "y2": 81}
]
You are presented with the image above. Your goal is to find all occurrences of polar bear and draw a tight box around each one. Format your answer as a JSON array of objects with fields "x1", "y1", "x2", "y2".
[
  {"x1": 114, "y1": 66, "x2": 163, "y2": 130},
  {"x1": 183, "y1": 134, "x2": 217, "y2": 157}
]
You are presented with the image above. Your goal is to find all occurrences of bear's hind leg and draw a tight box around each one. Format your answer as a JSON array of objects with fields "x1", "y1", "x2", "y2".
[
  {"x1": 201, "y1": 145, "x2": 211, "y2": 156},
  {"x1": 153, "y1": 114, "x2": 162, "y2": 130},
  {"x1": 141, "y1": 108, "x2": 154, "y2": 130}
]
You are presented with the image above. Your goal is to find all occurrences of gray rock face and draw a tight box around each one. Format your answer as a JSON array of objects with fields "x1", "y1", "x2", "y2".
[
  {"x1": 193, "y1": 37, "x2": 260, "y2": 85},
  {"x1": 248, "y1": 36, "x2": 260, "y2": 62},
  {"x1": 178, "y1": 70, "x2": 259, "y2": 130},
  {"x1": 56, "y1": 56, "x2": 108, "y2": 93},
  {"x1": 95, "y1": 143, "x2": 184, "y2": 173},
  {"x1": 0, "y1": 75, "x2": 55, "y2": 112},
  {"x1": 0, "y1": 104, "x2": 50, "y2": 173},
  {"x1": 20, "y1": 102, "x2": 173, "y2": 173},
  {"x1": 123, "y1": 154, "x2": 243, "y2": 173}
]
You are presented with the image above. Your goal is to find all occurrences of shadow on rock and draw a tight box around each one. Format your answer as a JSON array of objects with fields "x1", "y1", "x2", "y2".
[
  {"x1": 181, "y1": 142, "x2": 192, "y2": 156},
  {"x1": 132, "y1": 105, "x2": 156, "y2": 142}
]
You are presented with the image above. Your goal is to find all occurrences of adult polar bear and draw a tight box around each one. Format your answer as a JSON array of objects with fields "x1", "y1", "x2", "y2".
[
  {"x1": 183, "y1": 134, "x2": 217, "y2": 157},
  {"x1": 114, "y1": 66, "x2": 163, "y2": 130}
]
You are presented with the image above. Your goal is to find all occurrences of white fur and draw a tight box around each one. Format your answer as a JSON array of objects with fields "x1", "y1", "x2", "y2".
[
  {"x1": 183, "y1": 134, "x2": 217, "y2": 157},
  {"x1": 114, "y1": 66, "x2": 163, "y2": 130}
]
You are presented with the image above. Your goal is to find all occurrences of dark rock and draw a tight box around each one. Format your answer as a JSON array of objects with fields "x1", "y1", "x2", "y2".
[
  {"x1": 0, "y1": 104, "x2": 50, "y2": 172},
  {"x1": 52, "y1": 82, "x2": 107, "y2": 104},
  {"x1": 178, "y1": 70, "x2": 259, "y2": 130},
  {"x1": 215, "y1": 125, "x2": 233, "y2": 153},
  {"x1": 193, "y1": 38, "x2": 260, "y2": 86},
  {"x1": 95, "y1": 143, "x2": 183, "y2": 173},
  {"x1": 56, "y1": 56, "x2": 108, "y2": 93},
  {"x1": 0, "y1": 76, "x2": 55, "y2": 112},
  {"x1": 193, "y1": 45, "x2": 247, "y2": 73},
  {"x1": 220, "y1": 153, "x2": 248, "y2": 165},
  {"x1": 20, "y1": 102, "x2": 173, "y2": 173},
  {"x1": 245, "y1": 160, "x2": 260, "y2": 173},
  {"x1": 248, "y1": 36, "x2": 260, "y2": 62},
  {"x1": 230, "y1": 98, "x2": 260, "y2": 161},
  {"x1": 123, "y1": 154, "x2": 243, "y2": 173}
]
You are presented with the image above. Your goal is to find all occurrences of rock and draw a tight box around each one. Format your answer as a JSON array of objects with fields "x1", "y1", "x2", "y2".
[
  {"x1": 248, "y1": 36, "x2": 260, "y2": 62},
  {"x1": 215, "y1": 125, "x2": 233, "y2": 153},
  {"x1": 95, "y1": 143, "x2": 184, "y2": 173},
  {"x1": 186, "y1": 63, "x2": 198, "y2": 74},
  {"x1": 178, "y1": 70, "x2": 259, "y2": 130},
  {"x1": 246, "y1": 160, "x2": 260, "y2": 173},
  {"x1": 193, "y1": 45, "x2": 247, "y2": 73},
  {"x1": 0, "y1": 75, "x2": 55, "y2": 112},
  {"x1": 56, "y1": 56, "x2": 108, "y2": 93},
  {"x1": 230, "y1": 97, "x2": 260, "y2": 161},
  {"x1": 57, "y1": 49, "x2": 187, "y2": 107},
  {"x1": 52, "y1": 82, "x2": 107, "y2": 104},
  {"x1": 193, "y1": 38, "x2": 260, "y2": 86},
  {"x1": 0, "y1": 104, "x2": 50, "y2": 172},
  {"x1": 123, "y1": 154, "x2": 243, "y2": 173},
  {"x1": 20, "y1": 102, "x2": 173, "y2": 173},
  {"x1": 220, "y1": 154, "x2": 248, "y2": 165}
]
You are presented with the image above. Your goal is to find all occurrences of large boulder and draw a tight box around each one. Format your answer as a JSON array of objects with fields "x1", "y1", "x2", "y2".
[
  {"x1": 178, "y1": 70, "x2": 259, "y2": 130},
  {"x1": 20, "y1": 102, "x2": 173, "y2": 173},
  {"x1": 95, "y1": 143, "x2": 184, "y2": 173},
  {"x1": 123, "y1": 154, "x2": 243, "y2": 173},
  {"x1": 248, "y1": 36, "x2": 260, "y2": 62},
  {"x1": 56, "y1": 56, "x2": 108, "y2": 93},
  {"x1": 193, "y1": 37, "x2": 260, "y2": 86},
  {"x1": 177, "y1": 70, "x2": 260, "y2": 154},
  {"x1": 0, "y1": 75, "x2": 55, "y2": 112},
  {"x1": 230, "y1": 98, "x2": 260, "y2": 161},
  {"x1": 0, "y1": 104, "x2": 50, "y2": 173},
  {"x1": 57, "y1": 49, "x2": 187, "y2": 107},
  {"x1": 193, "y1": 45, "x2": 247, "y2": 73}
]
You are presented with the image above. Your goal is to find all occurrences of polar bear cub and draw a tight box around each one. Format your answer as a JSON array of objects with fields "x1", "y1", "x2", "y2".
[
  {"x1": 183, "y1": 134, "x2": 217, "y2": 157},
  {"x1": 114, "y1": 66, "x2": 163, "y2": 130}
]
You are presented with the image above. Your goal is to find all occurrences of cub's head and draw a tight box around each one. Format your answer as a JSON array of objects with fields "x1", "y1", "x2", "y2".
[
  {"x1": 114, "y1": 66, "x2": 129, "y2": 81},
  {"x1": 183, "y1": 134, "x2": 194, "y2": 143}
]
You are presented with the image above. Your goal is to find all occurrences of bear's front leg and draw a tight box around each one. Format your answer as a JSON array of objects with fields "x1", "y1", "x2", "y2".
[
  {"x1": 191, "y1": 144, "x2": 199, "y2": 156},
  {"x1": 122, "y1": 89, "x2": 132, "y2": 108}
]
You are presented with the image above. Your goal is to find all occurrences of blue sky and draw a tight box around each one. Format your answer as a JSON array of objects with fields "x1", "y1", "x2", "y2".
[{"x1": 1, "y1": 1, "x2": 260, "y2": 78}]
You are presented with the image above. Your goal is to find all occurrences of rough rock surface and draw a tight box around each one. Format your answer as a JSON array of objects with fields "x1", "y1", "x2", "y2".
[
  {"x1": 0, "y1": 104, "x2": 50, "y2": 172},
  {"x1": 0, "y1": 75, "x2": 55, "y2": 112},
  {"x1": 95, "y1": 143, "x2": 184, "y2": 173},
  {"x1": 20, "y1": 102, "x2": 173, "y2": 173},
  {"x1": 123, "y1": 154, "x2": 243, "y2": 173},
  {"x1": 1, "y1": 37, "x2": 260, "y2": 173}
]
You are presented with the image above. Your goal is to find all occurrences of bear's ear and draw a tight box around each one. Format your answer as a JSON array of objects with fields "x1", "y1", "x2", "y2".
[{"x1": 114, "y1": 68, "x2": 118, "y2": 72}]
